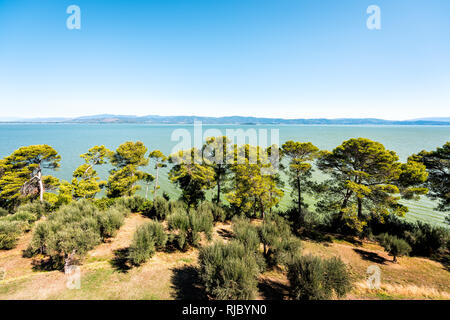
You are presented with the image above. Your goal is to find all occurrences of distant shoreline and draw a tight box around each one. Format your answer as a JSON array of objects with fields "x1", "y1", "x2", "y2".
[{"x1": 1, "y1": 114, "x2": 450, "y2": 126}]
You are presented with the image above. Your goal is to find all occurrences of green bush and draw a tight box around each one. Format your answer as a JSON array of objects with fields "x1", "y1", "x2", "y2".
[
  {"x1": 140, "y1": 200, "x2": 153, "y2": 216},
  {"x1": 0, "y1": 207, "x2": 9, "y2": 217},
  {"x1": 287, "y1": 254, "x2": 352, "y2": 300},
  {"x1": 232, "y1": 217, "x2": 260, "y2": 252},
  {"x1": 162, "y1": 192, "x2": 170, "y2": 201},
  {"x1": 16, "y1": 201, "x2": 49, "y2": 218},
  {"x1": 152, "y1": 197, "x2": 170, "y2": 220},
  {"x1": 115, "y1": 195, "x2": 146, "y2": 213},
  {"x1": 378, "y1": 233, "x2": 412, "y2": 262},
  {"x1": 198, "y1": 241, "x2": 260, "y2": 300},
  {"x1": 259, "y1": 213, "x2": 295, "y2": 267},
  {"x1": 93, "y1": 198, "x2": 117, "y2": 211},
  {"x1": 128, "y1": 221, "x2": 167, "y2": 265},
  {"x1": 28, "y1": 200, "x2": 125, "y2": 266},
  {"x1": 198, "y1": 201, "x2": 226, "y2": 222},
  {"x1": 168, "y1": 200, "x2": 186, "y2": 214},
  {"x1": 274, "y1": 236, "x2": 303, "y2": 266},
  {"x1": 168, "y1": 207, "x2": 214, "y2": 250},
  {"x1": 0, "y1": 220, "x2": 27, "y2": 249},
  {"x1": 98, "y1": 205, "x2": 126, "y2": 238},
  {"x1": 368, "y1": 215, "x2": 449, "y2": 257},
  {"x1": 404, "y1": 222, "x2": 449, "y2": 257}
]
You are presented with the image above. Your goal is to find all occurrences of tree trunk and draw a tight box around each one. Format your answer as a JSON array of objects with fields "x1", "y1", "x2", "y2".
[
  {"x1": 357, "y1": 197, "x2": 363, "y2": 219},
  {"x1": 38, "y1": 169, "x2": 44, "y2": 202},
  {"x1": 339, "y1": 190, "x2": 352, "y2": 221},
  {"x1": 296, "y1": 175, "x2": 303, "y2": 226},
  {"x1": 154, "y1": 167, "x2": 159, "y2": 198},
  {"x1": 393, "y1": 255, "x2": 397, "y2": 263},
  {"x1": 145, "y1": 184, "x2": 149, "y2": 199},
  {"x1": 216, "y1": 174, "x2": 221, "y2": 204}
]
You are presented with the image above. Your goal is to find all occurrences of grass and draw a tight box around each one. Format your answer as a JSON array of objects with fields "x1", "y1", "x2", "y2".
[{"x1": 0, "y1": 213, "x2": 448, "y2": 300}]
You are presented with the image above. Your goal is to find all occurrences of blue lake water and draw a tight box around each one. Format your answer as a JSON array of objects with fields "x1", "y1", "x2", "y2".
[{"x1": 0, "y1": 123, "x2": 449, "y2": 225}]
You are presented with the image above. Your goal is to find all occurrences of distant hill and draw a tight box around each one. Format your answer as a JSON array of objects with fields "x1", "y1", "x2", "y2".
[
  {"x1": 1, "y1": 115, "x2": 450, "y2": 125},
  {"x1": 411, "y1": 117, "x2": 450, "y2": 122}
]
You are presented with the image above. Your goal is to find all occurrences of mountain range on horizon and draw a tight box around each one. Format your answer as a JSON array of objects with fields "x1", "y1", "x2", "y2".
[{"x1": 1, "y1": 115, "x2": 450, "y2": 125}]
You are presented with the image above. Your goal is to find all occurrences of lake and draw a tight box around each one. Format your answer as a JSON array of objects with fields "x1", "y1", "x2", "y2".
[{"x1": 0, "y1": 123, "x2": 449, "y2": 225}]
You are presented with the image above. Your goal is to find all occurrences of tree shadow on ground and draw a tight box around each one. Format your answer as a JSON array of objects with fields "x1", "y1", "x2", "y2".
[
  {"x1": 353, "y1": 248, "x2": 387, "y2": 264},
  {"x1": 31, "y1": 257, "x2": 64, "y2": 272},
  {"x1": 258, "y1": 278, "x2": 289, "y2": 300},
  {"x1": 216, "y1": 228, "x2": 234, "y2": 240},
  {"x1": 429, "y1": 254, "x2": 450, "y2": 272},
  {"x1": 170, "y1": 265, "x2": 207, "y2": 300},
  {"x1": 333, "y1": 234, "x2": 364, "y2": 246},
  {"x1": 110, "y1": 248, "x2": 131, "y2": 273}
]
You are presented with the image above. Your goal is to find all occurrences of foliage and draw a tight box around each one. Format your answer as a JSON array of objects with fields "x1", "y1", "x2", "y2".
[
  {"x1": 167, "y1": 207, "x2": 214, "y2": 250},
  {"x1": 168, "y1": 200, "x2": 186, "y2": 214},
  {"x1": 226, "y1": 144, "x2": 283, "y2": 218},
  {"x1": 43, "y1": 180, "x2": 73, "y2": 210},
  {"x1": 106, "y1": 141, "x2": 148, "y2": 198},
  {"x1": 151, "y1": 196, "x2": 170, "y2": 220},
  {"x1": 93, "y1": 197, "x2": 117, "y2": 211},
  {"x1": 378, "y1": 233, "x2": 412, "y2": 262},
  {"x1": 198, "y1": 201, "x2": 226, "y2": 222},
  {"x1": 317, "y1": 138, "x2": 428, "y2": 232},
  {"x1": 282, "y1": 141, "x2": 320, "y2": 228},
  {"x1": 28, "y1": 200, "x2": 125, "y2": 266},
  {"x1": 148, "y1": 150, "x2": 167, "y2": 198},
  {"x1": 368, "y1": 215, "x2": 449, "y2": 257},
  {"x1": 0, "y1": 145, "x2": 60, "y2": 207},
  {"x1": 259, "y1": 213, "x2": 296, "y2": 266},
  {"x1": 287, "y1": 254, "x2": 352, "y2": 300},
  {"x1": 0, "y1": 207, "x2": 8, "y2": 217},
  {"x1": 198, "y1": 241, "x2": 260, "y2": 300},
  {"x1": 98, "y1": 205, "x2": 126, "y2": 238},
  {"x1": 169, "y1": 148, "x2": 216, "y2": 207},
  {"x1": 115, "y1": 195, "x2": 147, "y2": 213},
  {"x1": 0, "y1": 220, "x2": 27, "y2": 249},
  {"x1": 128, "y1": 220, "x2": 167, "y2": 265},
  {"x1": 0, "y1": 201, "x2": 51, "y2": 250},
  {"x1": 412, "y1": 142, "x2": 450, "y2": 212},
  {"x1": 72, "y1": 145, "x2": 111, "y2": 199},
  {"x1": 232, "y1": 217, "x2": 260, "y2": 252},
  {"x1": 202, "y1": 136, "x2": 232, "y2": 204}
]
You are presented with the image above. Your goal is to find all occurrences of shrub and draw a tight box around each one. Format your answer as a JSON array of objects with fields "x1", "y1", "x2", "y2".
[
  {"x1": 287, "y1": 254, "x2": 352, "y2": 300},
  {"x1": 198, "y1": 201, "x2": 226, "y2": 222},
  {"x1": 168, "y1": 200, "x2": 186, "y2": 214},
  {"x1": 0, "y1": 207, "x2": 9, "y2": 217},
  {"x1": 0, "y1": 221, "x2": 27, "y2": 250},
  {"x1": 28, "y1": 200, "x2": 125, "y2": 266},
  {"x1": 98, "y1": 205, "x2": 126, "y2": 238},
  {"x1": 368, "y1": 214, "x2": 449, "y2": 257},
  {"x1": 152, "y1": 197, "x2": 170, "y2": 220},
  {"x1": 93, "y1": 198, "x2": 117, "y2": 211},
  {"x1": 162, "y1": 192, "x2": 170, "y2": 201},
  {"x1": 16, "y1": 201, "x2": 48, "y2": 219},
  {"x1": 274, "y1": 236, "x2": 303, "y2": 266},
  {"x1": 378, "y1": 233, "x2": 412, "y2": 263},
  {"x1": 115, "y1": 195, "x2": 146, "y2": 213},
  {"x1": 168, "y1": 207, "x2": 214, "y2": 250},
  {"x1": 140, "y1": 200, "x2": 153, "y2": 216},
  {"x1": 232, "y1": 217, "x2": 260, "y2": 252},
  {"x1": 0, "y1": 202, "x2": 48, "y2": 249},
  {"x1": 259, "y1": 213, "x2": 295, "y2": 267},
  {"x1": 199, "y1": 241, "x2": 260, "y2": 300},
  {"x1": 404, "y1": 222, "x2": 449, "y2": 257},
  {"x1": 128, "y1": 221, "x2": 167, "y2": 265}
]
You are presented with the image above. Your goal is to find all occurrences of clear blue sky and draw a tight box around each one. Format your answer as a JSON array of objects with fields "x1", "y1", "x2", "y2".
[{"x1": 0, "y1": 0, "x2": 449, "y2": 119}]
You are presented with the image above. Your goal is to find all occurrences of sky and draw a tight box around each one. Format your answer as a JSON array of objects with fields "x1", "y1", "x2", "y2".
[{"x1": 0, "y1": 0, "x2": 449, "y2": 120}]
